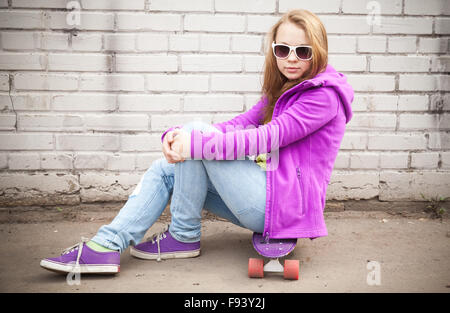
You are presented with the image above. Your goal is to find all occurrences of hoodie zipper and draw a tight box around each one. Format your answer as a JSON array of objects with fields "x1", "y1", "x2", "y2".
[{"x1": 296, "y1": 166, "x2": 304, "y2": 216}]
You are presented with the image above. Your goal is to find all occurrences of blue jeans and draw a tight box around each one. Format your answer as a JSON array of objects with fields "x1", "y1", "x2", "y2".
[{"x1": 91, "y1": 121, "x2": 267, "y2": 253}]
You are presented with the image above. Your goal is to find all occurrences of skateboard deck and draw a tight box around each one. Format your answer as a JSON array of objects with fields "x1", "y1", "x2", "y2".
[{"x1": 248, "y1": 232, "x2": 299, "y2": 280}]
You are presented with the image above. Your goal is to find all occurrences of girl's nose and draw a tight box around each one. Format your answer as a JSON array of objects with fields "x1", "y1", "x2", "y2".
[{"x1": 287, "y1": 50, "x2": 298, "y2": 61}]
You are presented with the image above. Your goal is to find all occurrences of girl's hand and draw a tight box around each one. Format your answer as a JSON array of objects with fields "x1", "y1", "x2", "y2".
[
  {"x1": 162, "y1": 130, "x2": 185, "y2": 163},
  {"x1": 171, "y1": 129, "x2": 191, "y2": 160}
]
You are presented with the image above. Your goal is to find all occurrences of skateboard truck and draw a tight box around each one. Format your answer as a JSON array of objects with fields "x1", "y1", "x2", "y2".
[{"x1": 248, "y1": 232, "x2": 299, "y2": 280}]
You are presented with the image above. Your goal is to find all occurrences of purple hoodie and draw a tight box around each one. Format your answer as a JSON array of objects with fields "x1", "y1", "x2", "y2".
[{"x1": 162, "y1": 64, "x2": 353, "y2": 239}]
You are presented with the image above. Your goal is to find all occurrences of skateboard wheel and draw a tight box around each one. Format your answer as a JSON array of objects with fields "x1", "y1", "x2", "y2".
[
  {"x1": 248, "y1": 258, "x2": 264, "y2": 278},
  {"x1": 283, "y1": 260, "x2": 299, "y2": 280}
]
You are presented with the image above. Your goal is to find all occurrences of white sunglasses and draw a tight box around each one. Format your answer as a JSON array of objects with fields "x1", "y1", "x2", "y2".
[{"x1": 271, "y1": 42, "x2": 313, "y2": 60}]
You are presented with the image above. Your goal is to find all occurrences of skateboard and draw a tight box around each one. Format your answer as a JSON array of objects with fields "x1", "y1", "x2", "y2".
[{"x1": 248, "y1": 232, "x2": 299, "y2": 280}]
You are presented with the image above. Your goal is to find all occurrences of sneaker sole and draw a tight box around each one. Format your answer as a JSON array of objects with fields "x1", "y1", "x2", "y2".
[
  {"x1": 40, "y1": 259, "x2": 120, "y2": 274},
  {"x1": 129, "y1": 246, "x2": 201, "y2": 260}
]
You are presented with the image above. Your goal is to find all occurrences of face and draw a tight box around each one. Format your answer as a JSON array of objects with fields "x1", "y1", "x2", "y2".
[{"x1": 274, "y1": 22, "x2": 311, "y2": 81}]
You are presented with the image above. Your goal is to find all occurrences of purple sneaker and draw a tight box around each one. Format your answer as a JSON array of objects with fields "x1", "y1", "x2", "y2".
[
  {"x1": 130, "y1": 225, "x2": 200, "y2": 261},
  {"x1": 40, "y1": 238, "x2": 120, "y2": 274}
]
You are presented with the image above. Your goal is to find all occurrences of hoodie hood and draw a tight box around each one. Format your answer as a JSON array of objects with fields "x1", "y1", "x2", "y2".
[{"x1": 310, "y1": 64, "x2": 354, "y2": 123}]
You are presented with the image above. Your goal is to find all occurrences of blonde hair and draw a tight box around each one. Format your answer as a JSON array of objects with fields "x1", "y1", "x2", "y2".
[{"x1": 260, "y1": 9, "x2": 329, "y2": 125}]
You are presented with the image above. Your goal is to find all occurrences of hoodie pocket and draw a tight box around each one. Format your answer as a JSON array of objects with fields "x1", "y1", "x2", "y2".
[{"x1": 296, "y1": 166, "x2": 304, "y2": 216}]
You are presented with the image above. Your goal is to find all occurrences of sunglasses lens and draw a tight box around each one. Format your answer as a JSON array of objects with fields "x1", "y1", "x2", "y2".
[
  {"x1": 274, "y1": 45, "x2": 290, "y2": 58},
  {"x1": 296, "y1": 46, "x2": 312, "y2": 59}
]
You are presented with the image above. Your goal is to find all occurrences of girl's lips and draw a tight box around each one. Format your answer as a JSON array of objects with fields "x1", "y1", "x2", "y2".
[{"x1": 286, "y1": 67, "x2": 300, "y2": 73}]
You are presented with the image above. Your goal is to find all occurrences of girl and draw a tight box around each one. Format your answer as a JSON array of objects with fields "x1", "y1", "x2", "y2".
[{"x1": 40, "y1": 9, "x2": 353, "y2": 275}]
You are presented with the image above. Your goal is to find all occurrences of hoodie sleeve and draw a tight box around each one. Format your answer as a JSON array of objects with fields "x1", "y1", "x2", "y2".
[{"x1": 190, "y1": 87, "x2": 339, "y2": 160}]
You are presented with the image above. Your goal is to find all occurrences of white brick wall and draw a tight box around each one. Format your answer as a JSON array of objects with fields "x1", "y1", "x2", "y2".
[{"x1": 0, "y1": 0, "x2": 448, "y2": 206}]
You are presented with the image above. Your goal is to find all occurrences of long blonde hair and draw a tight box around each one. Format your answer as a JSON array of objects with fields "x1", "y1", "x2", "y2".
[{"x1": 260, "y1": 9, "x2": 329, "y2": 125}]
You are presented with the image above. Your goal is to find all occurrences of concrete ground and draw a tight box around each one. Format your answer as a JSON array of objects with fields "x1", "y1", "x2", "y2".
[{"x1": 0, "y1": 209, "x2": 449, "y2": 293}]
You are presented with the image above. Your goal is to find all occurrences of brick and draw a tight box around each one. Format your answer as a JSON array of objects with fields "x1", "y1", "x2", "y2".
[
  {"x1": 146, "y1": 75, "x2": 209, "y2": 92},
  {"x1": 379, "y1": 171, "x2": 450, "y2": 201},
  {"x1": 328, "y1": 36, "x2": 357, "y2": 54},
  {"x1": 0, "y1": 114, "x2": 16, "y2": 130},
  {"x1": 117, "y1": 13, "x2": 181, "y2": 31},
  {"x1": 357, "y1": 94, "x2": 398, "y2": 112},
  {"x1": 148, "y1": 0, "x2": 213, "y2": 12},
  {"x1": 0, "y1": 53, "x2": 46, "y2": 70},
  {"x1": 81, "y1": 0, "x2": 145, "y2": 10},
  {"x1": 18, "y1": 114, "x2": 84, "y2": 132},
  {"x1": 184, "y1": 94, "x2": 244, "y2": 112},
  {"x1": 169, "y1": 34, "x2": 199, "y2": 52},
  {"x1": 399, "y1": 74, "x2": 447, "y2": 92},
  {"x1": 116, "y1": 55, "x2": 178, "y2": 72},
  {"x1": 56, "y1": 134, "x2": 119, "y2": 151},
  {"x1": 217, "y1": 0, "x2": 276, "y2": 13},
  {"x1": 181, "y1": 55, "x2": 242, "y2": 72},
  {"x1": 441, "y1": 152, "x2": 450, "y2": 169},
  {"x1": 357, "y1": 36, "x2": 386, "y2": 53},
  {"x1": 79, "y1": 172, "x2": 141, "y2": 202},
  {"x1": 379, "y1": 152, "x2": 409, "y2": 169},
  {"x1": 244, "y1": 56, "x2": 265, "y2": 73},
  {"x1": 340, "y1": 132, "x2": 368, "y2": 150},
  {"x1": 48, "y1": 53, "x2": 111, "y2": 72},
  {"x1": 84, "y1": 114, "x2": 149, "y2": 131},
  {"x1": 431, "y1": 56, "x2": 449, "y2": 73},
  {"x1": 429, "y1": 132, "x2": 450, "y2": 149},
  {"x1": 342, "y1": 0, "x2": 402, "y2": 14},
  {"x1": 106, "y1": 154, "x2": 136, "y2": 171},
  {"x1": 1, "y1": 32, "x2": 39, "y2": 50},
  {"x1": 388, "y1": 36, "x2": 417, "y2": 53},
  {"x1": 10, "y1": 94, "x2": 50, "y2": 111},
  {"x1": 14, "y1": 73, "x2": 78, "y2": 91},
  {"x1": 231, "y1": 35, "x2": 262, "y2": 53},
  {"x1": 370, "y1": 56, "x2": 429, "y2": 72},
  {"x1": 0, "y1": 153, "x2": 7, "y2": 169},
  {"x1": 151, "y1": 114, "x2": 212, "y2": 131},
  {"x1": 398, "y1": 95, "x2": 429, "y2": 112},
  {"x1": 0, "y1": 133, "x2": 54, "y2": 150},
  {"x1": 74, "y1": 153, "x2": 107, "y2": 169},
  {"x1": 104, "y1": 34, "x2": 136, "y2": 51},
  {"x1": 347, "y1": 74, "x2": 395, "y2": 92},
  {"x1": 333, "y1": 152, "x2": 350, "y2": 169},
  {"x1": 79, "y1": 74, "x2": 144, "y2": 91},
  {"x1": 136, "y1": 154, "x2": 163, "y2": 170},
  {"x1": 247, "y1": 15, "x2": 280, "y2": 34},
  {"x1": 404, "y1": 0, "x2": 450, "y2": 15},
  {"x1": 8, "y1": 153, "x2": 40, "y2": 170},
  {"x1": 40, "y1": 153, "x2": 73, "y2": 169},
  {"x1": 350, "y1": 152, "x2": 379, "y2": 169},
  {"x1": 136, "y1": 34, "x2": 169, "y2": 52},
  {"x1": 347, "y1": 113, "x2": 397, "y2": 130},
  {"x1": 368, "y1": 133, "x2": 427, "y2": 150},
  {"x1": 327, "y1": 172, "x2": 379, "y2": 200},
  {"x1": 211, "y1": 74, "x2": 262, "y2": 92},
  {"x1": 52, "y1": 94, "x2": 116, "y2": 112},
  {"x1": 0, "y1": 11, "x2": 43, "y2": 29},
  {"x1": 121, "y1": 134, "x2": 161, "y2": 152},
  {"x1": 280, "y1": 0, "x2": 340, "y2": 13},
  {"x1": 411, "y1": 152, "x2": 439, "y2": 169},
  {"x1": 40, "y1": 33, "x2": 70, "y2": 50},
  {"x1": 48, "y1": 12, "x2": 115, "y2": 31},
  {"x1": 0, "y1": 74, "x2": 9, "y2": 91},
  {"x1": 199, "y1": 34, "x2": 230, "y2": 52},
  {"x1": 435, "y1": 18, "x2": 450, "y2": 35},
  {"x1": 184, "y1": 14, "x2": 245, "y2": 33},
  {"x1": 418, "y1": 38, "x2": 448, "y2": 53},
  {"x1": 118, "y1": 94, "x2": 181, "y2": 112},
  {"x1": 430, "y1": 93, "x2": 450, "y2": 111},
  {"x1": 12, "y1": 0, "x2": 67, "y2": 8},
  {"x1": 321, "y1": 16, "x2": 370, "y2": 34},
  {"x1": 373, "y1": 17, "x2": 433, "y2": 35},
  {"x1": 71, "y1": 34, "x2": 103, "y2": 51},
  {"x1": 328, "y1": 55, "x2": 366, "y2": 72}
]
